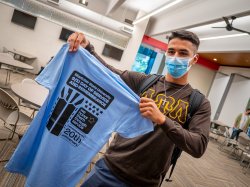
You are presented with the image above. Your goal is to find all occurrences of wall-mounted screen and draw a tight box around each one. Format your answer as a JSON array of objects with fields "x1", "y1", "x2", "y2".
[
  {"x1": 102, "y1": 44, "x2": 123, "y2": 61},
  {"x1": 59, "y1": 27, "x2": 74, "y2": 41},
  {"x1": 11, "y1": 9, "x2": 37, "y2": 29}
]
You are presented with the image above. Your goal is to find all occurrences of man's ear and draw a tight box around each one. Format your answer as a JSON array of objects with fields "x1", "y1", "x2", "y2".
[{"x1": 191, "y1": 54, "x2": 199, "y2": 66}]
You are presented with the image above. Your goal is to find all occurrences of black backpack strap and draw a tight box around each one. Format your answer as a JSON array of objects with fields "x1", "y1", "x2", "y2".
[
  {"x1": 138, "y1": 74, "x2": 163, "y2": 95},
  {"x1": 184, "y1": 89, "x2": 205, "y2": 129},
  {"x1": 165, "y1": 89, "x2": 204, "y2": 182},
  {"x1": 165, "y1": 147, "x2": 182, "y2": 182}
]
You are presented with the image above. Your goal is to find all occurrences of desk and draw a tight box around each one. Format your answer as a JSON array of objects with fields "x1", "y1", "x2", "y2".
[
  {"x1": 11, "y1": 82, "x2": 49, "y2": 108},
  {"x1": 0, "y1": 53, "x2": 34, "y2": 86},
  {"x1": 8, "y1": 49, "x2": 36, "y2": 62},
  {"x1": 211, "y1": 120, "x2": 230, "y2": 129},
  {"x1": 0, "y1": 53, "x2": 34, "y2": 70}
]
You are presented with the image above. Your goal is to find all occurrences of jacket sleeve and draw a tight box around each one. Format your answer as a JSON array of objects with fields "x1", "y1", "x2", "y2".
[
  {"x1": 234, "y1": 114, "x2": 242, "y2": 128},
  {"x1": 160, "y1": 98, "x2": 211, "y2": 158},
  {"x1": 85, "y1": 42, "x2": 148, "y2": 93}
]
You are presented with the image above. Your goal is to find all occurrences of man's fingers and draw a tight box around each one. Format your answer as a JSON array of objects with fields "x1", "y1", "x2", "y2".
[
  {"x1": 140, "y1": 107, "x2": 153, "y2": 113},
  {"x1": 68, "y1": 32, "x2": 78, "y2": 52},
  {"x1": 140, "y1": 110, "x2": 152, "y2": 118},
  {"x1": 140, "y1": 97, "x2": 154, "y2": 103},
  {"x1": 68, "y1": 32, "x2": 89, "y2": 52},
  {"x1": 73, "y1": 33, "x2": 84, "y2": 51},
  {"x1": 139, "y1": 101, "x2": 156, "y2": 108}
]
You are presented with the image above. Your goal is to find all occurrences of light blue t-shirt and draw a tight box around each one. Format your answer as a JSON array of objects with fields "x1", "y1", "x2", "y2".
[{"x1": 5, "y1": 44, "x2": 153, "y2": 187}]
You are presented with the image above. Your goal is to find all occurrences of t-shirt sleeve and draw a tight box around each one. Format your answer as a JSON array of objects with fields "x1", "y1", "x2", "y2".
[
  {"x1": 35, "y1": 44, "x2": 69, "y2": 90},
  {"x1": 115, "y1": 106, "x2": 154, "y2": 138}
]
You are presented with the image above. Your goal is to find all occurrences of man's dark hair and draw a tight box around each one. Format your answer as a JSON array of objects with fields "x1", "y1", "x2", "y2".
[{"x1": 168, "y1": 30, "x2": 200, "y2": 51}]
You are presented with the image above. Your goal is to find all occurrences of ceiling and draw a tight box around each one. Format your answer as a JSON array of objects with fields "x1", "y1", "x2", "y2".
[
  {"x1": 156, "y1": 14, "x2": 250, "y2": 68},
  {"x1": 199, "y1": 52, "x2": 250, "y2": 68},
  {"x1": 59, "y1": 0, "x2": 250, "y2": 68},
  {"x1": 67, "y1": 0, "x2": 168, "y2": 14},
  {"x1": 191, "y1": 16, "x2": 250, "y2": 68}
]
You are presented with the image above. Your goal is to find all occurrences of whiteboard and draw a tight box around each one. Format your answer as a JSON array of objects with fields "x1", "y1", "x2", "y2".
[{"x1": 207, "y1": 72, "x2": 230, "y2": 120}]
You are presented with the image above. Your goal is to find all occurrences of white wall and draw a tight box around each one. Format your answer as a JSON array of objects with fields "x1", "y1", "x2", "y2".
[
  {"x1": 188, "y1": 64, "x2": 216, "y2": 96},
  {"x1": 0, "y1": 4, "x2": 67, "y2": 73},
  {"x1": 208, "y1": 72, "x2": 230, "y2": 120},
  {"x1": 0, "y1": 3, "x2": 147, "y2": 74},
  {"x1": 207, "y1": 66, "x2": 249, "y2": 123},
  {"x1": 219, "y1": 66, "x2": 250, "y2": 78},
  {"x1": 161, "y1": 62, "x2": 216, "y2": 96},
  {"x1": 118, "y1": 10, "x2": 149, "y2": 71},
  {"x1": 218, "y1": 74, "x2": 250, "y2": 127}
]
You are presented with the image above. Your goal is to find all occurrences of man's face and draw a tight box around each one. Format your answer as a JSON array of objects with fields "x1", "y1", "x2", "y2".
[{"x1": 166, "y1": 38, "x2": 198, "y2": 66}]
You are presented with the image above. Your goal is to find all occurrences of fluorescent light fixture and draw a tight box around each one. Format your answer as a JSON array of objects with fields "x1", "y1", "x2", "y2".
[
  {"x1": 200, "y1": 33, "x2": 248, "y2": 41},
  {"x1": 133, "y1": 0, "x2": 183, "y2": 25}
]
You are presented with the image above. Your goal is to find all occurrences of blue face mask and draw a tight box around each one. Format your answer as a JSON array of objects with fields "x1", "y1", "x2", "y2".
[{"x1": 165, "y1": 56, "x2": 193, "y2": 78}]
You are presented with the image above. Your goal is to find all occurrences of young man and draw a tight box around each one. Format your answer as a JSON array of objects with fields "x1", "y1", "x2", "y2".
[
  {"x1": 68, "y1": 30, "x2": 211, "y2": 187},
  {"x1": 230, "y1": 108, "x2": 250, "y2": 140}
]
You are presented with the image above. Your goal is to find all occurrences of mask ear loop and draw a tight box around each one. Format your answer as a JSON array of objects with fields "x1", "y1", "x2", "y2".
[
  {"x1": 187, "y1": 54, "x2": 197, "y2": 71},
  {"x1": 188, "y1": 54, "x2": 198, "y2": 68}
]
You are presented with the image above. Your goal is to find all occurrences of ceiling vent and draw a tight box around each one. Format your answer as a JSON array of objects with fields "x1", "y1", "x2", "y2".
[
  {"x1": 124, "y1": 19, "x2": 133, "y2": 25},
  {"x1": 121, "y1": 26, "x2": 134, "y2": 34}
]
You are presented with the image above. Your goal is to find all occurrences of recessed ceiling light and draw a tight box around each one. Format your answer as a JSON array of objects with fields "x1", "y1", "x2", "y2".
[
  {"x1": 200, "y1": 33, "x2": 248, "y2": 41},
  {"x1": 133, "y1": 0, "x2": 183, "y2": 25},
  {"x1": 213, "y1": 58, "x2": 218, "y2": 61}
]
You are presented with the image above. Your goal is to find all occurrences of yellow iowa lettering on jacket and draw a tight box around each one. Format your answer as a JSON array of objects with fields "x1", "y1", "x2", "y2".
[
  {"x1": 169, "y1": 99, "x2": 189, "y2": 123},
  {"x1": 141, "y1": 89, "x2": 154, "y2": 98},
  {"x1": 142, "y1": 89, "x2": 189, "y2": 124}
]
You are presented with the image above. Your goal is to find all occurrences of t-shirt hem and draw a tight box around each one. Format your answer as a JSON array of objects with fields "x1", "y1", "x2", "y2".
[
  {"x1": 5, "y1": 166, "x2": 28, "y2": 177},
  {"x1": 103, "y1": 157, "x2": 133, "y2": 186},
  {"x1": 119, "y1": 126, "x2": 154, "y2": 139}
]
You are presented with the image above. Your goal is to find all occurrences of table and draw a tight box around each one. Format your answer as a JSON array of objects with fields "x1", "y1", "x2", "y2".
[
  {"x1": 209, "y1": 120, "x2": 231, "y2": 141},
  {"x1": 0, "y1": 53, "x2": 34, "y2": 70},
  {"x1": 11, "y1": 82, "x2": 49, "y2": 108},
  {"x1": 0, "y1": 53, "x2": 34, "y2": 86},
  {"x1": 210, "y1": 120, "x2": 230, "y2": 129},
  {"x1": 8, "y1": 49, "x2": 36, "y2": 62}
]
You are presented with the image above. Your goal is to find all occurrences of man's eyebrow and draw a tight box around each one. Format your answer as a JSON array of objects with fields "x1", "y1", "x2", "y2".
[
  {"x1": 167, "y1": 48, "x2": 175, "y2": 51},
  {"x1": 179, "y1": 49, "x2": 190, "y2": 54},
  {"x1": 179, "y1": 49, "x2": 189, "y2": 52}
]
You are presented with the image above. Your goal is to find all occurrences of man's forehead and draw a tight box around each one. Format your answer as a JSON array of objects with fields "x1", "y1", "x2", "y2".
[{"x1": 167, "y1": 39, "x2": 196, "y2": 52}]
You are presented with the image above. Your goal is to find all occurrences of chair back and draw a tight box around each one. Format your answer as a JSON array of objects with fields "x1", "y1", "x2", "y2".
[
  {"x1": 238, "y1": 132, "x2": 250, "y2": 147},
  {"x1": 224, "y1": 127, "x2": 231, "y2": 138},
  {"x1": 0, "y1": 88, "x2": 19, "y2": 124},
  {"x1": 218, "y1": 126, "x2": 227, "y2": 136}
]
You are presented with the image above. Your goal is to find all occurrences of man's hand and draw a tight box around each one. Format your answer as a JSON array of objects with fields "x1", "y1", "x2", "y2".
[
  {"x1": 67, "y1": 32, "x2": 89, "y2": 52},
  {"x1": 139, "y1": 97, "x2": 166, "y2": 125}
]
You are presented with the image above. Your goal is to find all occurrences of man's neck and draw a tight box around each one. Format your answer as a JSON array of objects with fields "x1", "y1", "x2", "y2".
[{"x1": 165, "y1": 73, "x2": 189, "y2": 85}]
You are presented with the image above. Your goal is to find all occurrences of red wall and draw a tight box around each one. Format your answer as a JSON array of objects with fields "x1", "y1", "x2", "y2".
[{"x1": 142, "y1": 35, "x2": 168, "y2": 51}]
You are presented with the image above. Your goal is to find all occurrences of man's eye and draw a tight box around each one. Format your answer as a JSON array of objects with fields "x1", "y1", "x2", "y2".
[
  {"x1": 167, "y1": 51, "x2": 175, "y2": 55},
  {"x1": 179, "y1": 52, "x2": 189, "y2": 56}
]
